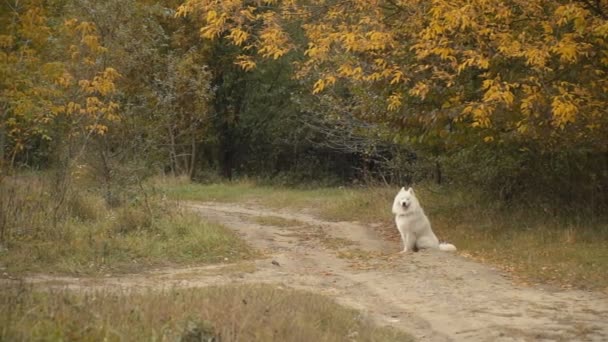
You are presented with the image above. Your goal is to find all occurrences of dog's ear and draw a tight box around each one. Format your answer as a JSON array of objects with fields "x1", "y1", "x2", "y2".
[
  {"x1": 408, "y1": 187, "x2": 414, "y2": 194},
  {"x1": 401, "y1": 186, "x2": 406, "y2": 191}
]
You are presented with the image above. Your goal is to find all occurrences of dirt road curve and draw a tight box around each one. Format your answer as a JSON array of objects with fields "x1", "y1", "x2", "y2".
[{"x1": 26, "y1": 202, "x2": 608, "y2": 341}]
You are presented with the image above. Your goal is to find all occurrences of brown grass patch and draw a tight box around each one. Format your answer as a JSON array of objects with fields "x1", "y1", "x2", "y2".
[{"x1": 0, "y1": 283, "x2": 413, "y2": 341}]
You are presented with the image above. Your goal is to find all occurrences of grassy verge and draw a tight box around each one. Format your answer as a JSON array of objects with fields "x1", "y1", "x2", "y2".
[
  {"x1": 253, "y1": 215, "x2": 305, "y2": 227},
  {"x1": 155, "y1": 176, "x2": 393, "y2": 222},
  {"x1": 0, "y1": 174, "x2": 255, "y2": 276},
  {"x1": 0, "y1": 283, "x2": 412, "y2": 342},
  {"x1": 158, "y1": 179, "x2": 608, "y2": 291},
  {"x1": 429, "y1": 189, "x2": 608, "y2": 291}
]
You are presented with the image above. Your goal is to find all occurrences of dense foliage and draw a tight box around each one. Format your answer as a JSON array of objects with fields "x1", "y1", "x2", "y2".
[{"x1": 2, "y1": 0, "x2": 608, "y2": 210}]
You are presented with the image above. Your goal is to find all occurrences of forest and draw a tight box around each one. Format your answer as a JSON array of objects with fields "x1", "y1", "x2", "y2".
[
  {"x1": 1, "y1": 0, "x2": 607, "y2": 207},
  {"x1": 1, "y1": 1, "x2": 608, "y2": 341}
]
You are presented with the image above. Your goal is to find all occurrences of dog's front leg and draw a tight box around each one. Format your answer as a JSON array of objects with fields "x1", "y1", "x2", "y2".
[{"x1": 400, "y1": 232, "x2": 415, "y2": 253}]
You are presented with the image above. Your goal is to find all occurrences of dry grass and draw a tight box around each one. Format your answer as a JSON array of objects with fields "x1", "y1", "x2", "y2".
[
  {"x1": 156, "y1": 176, "x2": 353, "y2": 213},
  {"x1": 0, "y1": 283, "x2": 412, "y2": 342},
  {"x1": 319, "y1": 235, "x2": 356, "y2": 250},
  {"x1": 159, "y1": 179, "x2": 608, "y2": 291},
  {"x1": 0, "y1": 174, "x2": 256, "y2": 276},
  {"x1": 253, "y1": 215, "x2": 305, "y2": 227}
]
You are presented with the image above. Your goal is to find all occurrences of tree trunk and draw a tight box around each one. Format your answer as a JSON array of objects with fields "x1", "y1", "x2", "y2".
[
  {"x1": 0, "y1": 134, "x2": 6, "y2": 175},
  {"x1": 99, "y1": 144, "x2": 114, "y2": 206},
  {"x1": 0, "y1": 120, "x2": 5, "y2": 168},
  {"x1": 189, "y1": 135, "x2": 196, "y2": 180},
  {"x1": 435, "y1": 161, "x2": 442, "y2": 185},
  {"x1": 167, "y1": 124, "x2": 177, "y2": 176}
]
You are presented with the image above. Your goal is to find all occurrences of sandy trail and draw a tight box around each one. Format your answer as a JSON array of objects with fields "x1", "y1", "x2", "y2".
[{"x1": 18, "y1": 202, "x2": 608, "y2": 341}]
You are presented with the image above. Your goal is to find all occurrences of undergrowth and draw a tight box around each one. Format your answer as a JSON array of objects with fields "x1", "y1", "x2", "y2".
[
  {"x1": 0, "y1": 283, "x2": 412, "y2": 342},
  {"x1": 0, "y1": 174, "x2": 255, "y2": 275}
]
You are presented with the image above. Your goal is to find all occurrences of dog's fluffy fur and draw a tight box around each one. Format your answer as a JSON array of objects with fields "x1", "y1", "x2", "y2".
[{"x1": 392, "y1": 187, "x2": 456, "y2": 252}]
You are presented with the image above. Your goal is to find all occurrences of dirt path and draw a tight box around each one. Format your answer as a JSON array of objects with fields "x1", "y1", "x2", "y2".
[{"x1": 22, "y1": 202, "x2": 608, "y2": 341}]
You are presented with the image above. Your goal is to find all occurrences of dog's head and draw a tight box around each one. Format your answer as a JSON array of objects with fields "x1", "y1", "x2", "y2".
[{"x1": 392, "y1": 187, "x2": 417, "y2": 214}]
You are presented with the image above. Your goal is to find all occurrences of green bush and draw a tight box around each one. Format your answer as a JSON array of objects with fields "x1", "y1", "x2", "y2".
[{"x1": 441, "y1": 143, "x2": 608, "y2": 215}]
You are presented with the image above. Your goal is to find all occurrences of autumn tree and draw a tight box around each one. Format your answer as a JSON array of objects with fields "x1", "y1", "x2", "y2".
[
  {"x1": 155, "y1": 48, "x2": 213, "y2": 178},
  {"x1": 178, "y1": 0, "x2": 608, "y2": 206},
  {"x1": 178, "y1": 0, "x2": 608, "y2": 145},
  {"x1": 1, "y1": 0, "x2": 57, "y2": 171}
]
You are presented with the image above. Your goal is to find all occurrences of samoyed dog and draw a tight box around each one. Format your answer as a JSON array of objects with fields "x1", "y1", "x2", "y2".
[{"x1": 392, "y1": 187, "x2": 456, "y2": 253}]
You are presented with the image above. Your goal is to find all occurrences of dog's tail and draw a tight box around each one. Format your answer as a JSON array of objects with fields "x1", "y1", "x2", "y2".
[{"x1": 438, "y1": 243, "x2": 457, "y2": 252}]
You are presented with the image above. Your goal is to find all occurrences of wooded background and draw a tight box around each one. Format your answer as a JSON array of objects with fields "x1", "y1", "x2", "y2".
[{"x1": 2, "y1": 0, "x2": 607, "y2": 212}]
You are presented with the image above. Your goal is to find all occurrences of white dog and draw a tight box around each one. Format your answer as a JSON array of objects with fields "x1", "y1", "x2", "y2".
[{"x1": 392, "y1": 187, "x2": 456, "y2": 253}]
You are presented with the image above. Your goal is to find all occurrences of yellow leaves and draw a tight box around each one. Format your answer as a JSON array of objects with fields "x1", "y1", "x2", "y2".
[
  {"x1": 312, "y1": 79, "x2": 325, "y2": 94},
  {"x1": 390, "y1": 70, "x2": 406, "y2": 85},
  {"x1": 496, "y1": 33, "x2": 523, "y2": 57},
  {"x1": 304, "y1": 42, "x2": 328, "y2": 59},
  {"x1": 374, "y1": 58, "x2": 388, "y2": 69},
  {"x1": 50, "y1": 105, "x2": 65, "y2": 116},
  {"x1": 0, "y1": 35, "x2": 14, "y2": 49},
  {"x1": 258, "y1": 19, "x2": 291, "y2": 59},
  {"x1": 524, "y1": 48, "x2": 550, "y2": 69},
  {"x1": 201, "y1": 11, "x2": 227, "y2": 39},
  {"x1": 387, "y1": 92, "x2": 402, "y2": 111},
  {"x1": 240, "y1": 7, "x2": 256, "y2": 21},
  {"x1": 85, "y1": 123, "x2": 109, "y2": 135},
  {"x1": 175, "y1": 2, "x2": 193, "y2": 17},
  {"x1": 555, "y1": 4, "x2": 589, "y2": 34},
  {"x1": 551, "y1": 34, "x2": 583, "y2": 64},
  {"x1": 457, "y1": 55, "x2": 489, "y2": 73},
  {"x1": 520, "y1": 85, "x2": 541, "y2": 117},
  {"x1": 337, "y1": 63, "x2": 351, "y2": 76},
  {"x1": 516, "y1": 121, "x2": 529, "y2": 134},
  {"x1": 312, "y1": 76, "x2": 336, "y2": 94},
  {"x1": 63, "y1": 18, "x2": 78, "y2": 28},
  {"x1": 409, "y1": 81, "x2": 429, "y2": 100},
  {"x1": 594, "y1": 22, "x2": 608, "y2": 38},
  {"x1": 337, "y1": 61, "x2": 405, "y2": 84},
  {"x1": 74, "y1": 21, "x2": 97, "y2": 36},
  {"x1": 430, "y1": 47, "x2": 456, "y2": 62},
  {"x1": 1, "y1": 7, "x2": 126, "y2": 152},
  {"x1": 363, "y1": 72, "x2": 383, "y2": 82},
  {"x1": 228, "y1": 27, "x2": 249, "y2": 46},
  {"x1": 551, "y1": 92, "x2": 579, "y2": 129},
  {"x1": 85, "y1": 97, "x2": 102, "y2": 115},
  {"x1": 59, "y1": 67, "x2": 121, "y2": 136},
  {"x1": 325, "y1": 75, "x2": 336, "y2": 87},
  {"x1": 206, "y1": 9, "x2": 219, "y2": 23},
  {"x1": 174, "y1": 0, "x2": 608, "y2": 149},
  {"x1": 19, "y1": 7, "x2": 51, "y2": 46},
  {"x1": 342, "y1": 32, "x2": 358, "y2": 52},
  {"x1": 477, "y1": 57, "x2": 490, "y2": 69},
  {"x1": 463, "y1": 103, "x2": 493, "y2": 128},
  {"x1": 482, "y1": 78, "x2": 515, "y2": 107},
  {"x1": 337, "y1": 63, "x2": 363, "y2": 79},
  {"x1": 63, "y1": 20, "x2": 107, "y2": 59},
  {"x1": 365, "y1": 30, "x2": 395, "y2": 51},
  {"x1": 56, "y1": 72, "x2": 74, "y2": 88},
  {"x1": 64, "y1": 102, "x2": 81, "y2": 116},
  {"x1": 78, "y1": 68, "x2": 120, "y2": 96},
  {"x1": 235, "y1": 55, "x2": 256, "y2": 71},
  {"x1": 102, "y1": 67, "x2": 120, "y2": 81},
  {"x1": 81, "y1": 34, "x2": 104, "y2": 53},
  {"x1": 542, "y1": 22, "x2": 554, "y2": 35}
]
